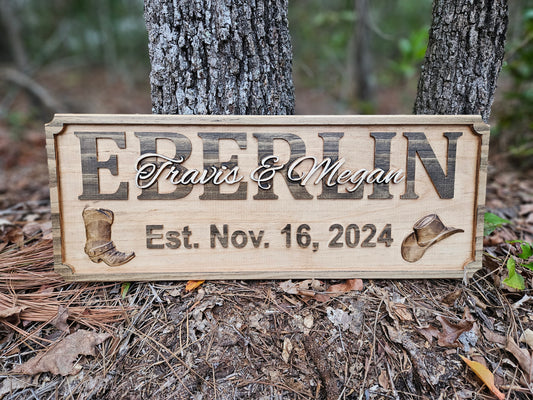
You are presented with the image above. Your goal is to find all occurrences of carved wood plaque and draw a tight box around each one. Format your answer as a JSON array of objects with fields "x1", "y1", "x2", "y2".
[{"x1": 46, "y1": 114, "x2": 489, "y2": 281}]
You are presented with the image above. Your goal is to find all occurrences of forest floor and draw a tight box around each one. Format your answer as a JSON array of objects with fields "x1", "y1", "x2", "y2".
[{"x1": 0, "y1": 69, "x2": 532, "y2": 399}]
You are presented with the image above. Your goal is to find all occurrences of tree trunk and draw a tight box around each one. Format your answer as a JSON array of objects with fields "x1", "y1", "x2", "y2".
[
  {"x1": 354, "y1": 0, "x2": 374, "y2": 104},
  {"x1": 143, "y1": 0, "x2": 294, "y2": 115},
  {"x1": 0, "y1": 0, "x2": 29, "y2": 72},
  {"x1": 414, "y1": 0, "x2": 508, "y2": 122}
]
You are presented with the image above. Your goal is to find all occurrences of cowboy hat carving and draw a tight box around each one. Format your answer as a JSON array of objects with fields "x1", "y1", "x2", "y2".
[{"x1": 401, "y1": 214, "x2": 463, "y2": 263}]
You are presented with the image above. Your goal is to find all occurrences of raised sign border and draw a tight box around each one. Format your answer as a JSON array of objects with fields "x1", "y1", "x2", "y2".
[{"x1": 46, "y1": 114, "x2": 489, "y2": 281}]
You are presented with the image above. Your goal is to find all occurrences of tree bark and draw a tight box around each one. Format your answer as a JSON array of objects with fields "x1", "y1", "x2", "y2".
[
  {"x1": 143, "y1": 0, "x2": 294, "y2": 115},
  {"x1": 414, "y1": 0, "x2": 508, "y2": 122}
]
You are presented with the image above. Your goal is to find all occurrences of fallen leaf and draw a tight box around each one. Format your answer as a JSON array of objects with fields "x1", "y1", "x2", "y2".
[
  {"x1": 309, "y1": 279, "x2": 326, "y2": 291},
  {"x1": 314, "y1": 293, "x2": 331, "y2": 302},
  {"x1": 280, "y1": 279, "x2": 362, "y2": 302},
  {"x1": 482, "y1": 326, "x2": 506, "y2": 345},
  {"x1": 483, "y1": 234, "x2": 504, "y2": 246},
  {"x1": 441, "y1": 289, "x2": 462, "y2": 306},
  {"x1": 282, "y1": 338, "x2": 292, "y2": 363},
  {"x1": 392, "y1": 303, "x2": 413, "y2": 321},
  {"x1": 520, "y1": 329, "x2": 533, "y2": 350},
  {"x1": 51, "y1": 305, "x2": 70, "y2": 333},
  {"x1": 12, "y1": 330, "x2": 112, "y2": 376},
  {"x1": 186, "y1": 280, "x2": 205, "y2": 292},
  {"x1": 378, "y1": 369, "x2": 389, "y2": 390},
  {"x1": 317, "y1": 279, "x2": 363, "y2": 302},
  {"x1": 22, "y1": 222, "x2": 41, "y2": 238},
  {"x1": 279, "y1": 279, "x2": 324, "y2": 298},
  {"x1": 505, "y1": 337, "x2": 533, "y2": 383},
  {"x1": 249, "y1": 312, "x2": 268, "y2": 334},
  {"x1": 416, "y1": 325, "x2": 440, "y2": 343},
  {"x1": 40, "y1": 221, "x2": 52, "y2": 235},
  {"x1": 462, "y1": 307, "x2": 475, "y2": 322},
  {"x1": 279, "y1": 280, "x2": 300, "y2": 295},
  {"x1": 0, "y1": 376, "x2": 32, "y2": 398},
  {"x1": 327, "y1": 279, "x2": 363, "y2": 294},
  {"x1": 0, "y1": 305, "x2": 26, "y2": 326},
  {"x1": 326, "y1": 307, "x2": 353, "y2": 331},
  {"x1": 437, "y1": 316, "x2": 474, "y2": 347},
  {"x1": 2, "y1": 225, "x2": 24, "y2": 248},
  {"x1": 0, "y1": 306, "x2": 26, "y2": 340},
  {"x1": 167, "y1": 288, "x2": 180, "y2": 297},
  {"x1": 460, "y1": 355, "x2": 505, "y2": 400}
]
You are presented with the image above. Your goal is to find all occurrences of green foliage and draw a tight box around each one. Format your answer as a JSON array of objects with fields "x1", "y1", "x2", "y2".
[
  {"x1": 290, "y1": 0, "x2": 356, "y2": 90},
  {"x1": 121, "y1": 282, "x2": 131, "y2": 299},
  {"x1": 503, "y1": 257, "x2": 525, "y2": 290},
  {"x1": 289, "y1": 0, "x2": 432, "y2": 101},
  {"x1": 6, "y1": 111, "x2": 33, "y2": 140},
  {"x1": 484, "y1": 214, "x2": 532, "y2": 290},
  {"x1": 484, "y1": 212, "x2": 511, "y2": 236},
  {"x1": 12, "y1": 0, "x2": 148, "y2": 78},
  {"x1": 502, "y1": 241, "x2": 532, "y2": 290},
  {"x1": 494, "y1": 4, "x2": 533, "y2": 166},
  {"x1": 390, "y1": 26, "x2": 428, "y2": 79},
  {"x1": 508, "y1": 240, "x2": 533, "y2": 271}
]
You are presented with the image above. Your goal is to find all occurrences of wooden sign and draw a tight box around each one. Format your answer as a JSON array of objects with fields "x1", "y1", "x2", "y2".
[{"x1": 46, "y1": 114, "x2": 489, "y2": 281}]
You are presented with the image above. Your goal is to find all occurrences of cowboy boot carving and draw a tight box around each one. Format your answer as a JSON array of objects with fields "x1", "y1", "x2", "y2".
[{"x1": 82, "y1": 207, "x2": 135, "y2": 267}]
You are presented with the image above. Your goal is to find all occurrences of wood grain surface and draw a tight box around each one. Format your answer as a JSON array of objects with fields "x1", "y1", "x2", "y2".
[{"x1": 46, "y1": 114, "x2": 489, "y2": 281}]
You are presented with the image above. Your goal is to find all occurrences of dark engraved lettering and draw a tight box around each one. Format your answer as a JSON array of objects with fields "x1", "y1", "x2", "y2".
[
  {"x1": 361, "y1": 224, "x2": 377, "y2": 247},
  {"x1": 165, "y1": 231, "x2": 181, "y2": 249},
  {"x1": 368, "y1": 132, "x2": 396, "y2": 199},
  {"x1": 401, "y1": 132, "x2": 463, "y2": 199},
  {"x1": 345, "y1": 224, "x2": 360, "y2": 247},
  {"x1": 249, "y1": 230, "x2": 264, "y2": 248},
  {"x1": 76, "y1": 132, "x2": 128, "y2": 200},
  {"x1": 182, "y1": 226, "x2": 193, "y2": 249},
  {"x1": 317, "y1": 132, "x2": 362, "y2": 199},
  {"x1": 210, "y1": 224, "x2": 228, "y2": 248},
  {"x1": 253, "y1": 133, "x2": 313, "y2": 200},
  {"x1": 231, "y1": 230, "x2": 248, "y2": 248},
  {"x1": 328, "y1": 224, "x2": 344, "y2": 248},
  {"x1": 135, "y1": 132, "x2": 192, "y2": 200},
  {"x1": 377, "y1": 224, "x2": 393, "y2": 247},
  {"x1": 198, "y1": 132, "x2": 247, "y2": 200},
  {"x1": 146, "y1": 225, "x2": 164, "y2": 249},
  {"x1": 296, "y1": 224, "x2": 311, "y2": 248}
]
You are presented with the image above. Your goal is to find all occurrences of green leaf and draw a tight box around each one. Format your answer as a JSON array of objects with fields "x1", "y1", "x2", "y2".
[
  {"x1": 508, "y1": 240, "x2": 533, "y2": 260},
  {"x1": 503, "y1": 258, "x2": 525, "y2": 290},
  {"x1": 519, "y1": 243, "x2": 533, "y2": 260},
  {"x1": 121, "y1": 282, "x2": 131, "y2": 299},
  {"x1": 484, "y1": 212, "x2": 511, "y2": 236},
  {"x1": 524, "y1": 262, "x2": 533, "y2": 271}
]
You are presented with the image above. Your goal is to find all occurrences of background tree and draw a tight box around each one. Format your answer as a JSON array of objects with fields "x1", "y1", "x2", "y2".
[
  {"x1": 144, "y1": 0, "x2": 294, "y2": 115},
  {"x1": 414, "y1": 0, "x2": 508, "y2": 122}
]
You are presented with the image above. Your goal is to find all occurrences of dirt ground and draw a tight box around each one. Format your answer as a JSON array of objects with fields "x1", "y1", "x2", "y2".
[{"x1": 0, "y1": 69, "x2": 532, "y2": 399}]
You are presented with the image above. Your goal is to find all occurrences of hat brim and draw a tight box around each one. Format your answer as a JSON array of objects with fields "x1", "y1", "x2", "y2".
[{"x1": 401, "y1": 227, "x2": 464, "y2": 263}]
